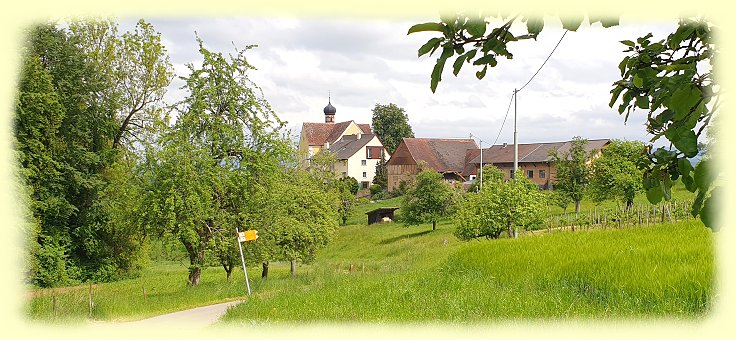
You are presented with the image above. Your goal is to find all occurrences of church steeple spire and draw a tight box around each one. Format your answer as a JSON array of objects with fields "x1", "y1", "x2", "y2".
[{"x1": 323, "y1": 91, "x2": 336, "y2": 123}]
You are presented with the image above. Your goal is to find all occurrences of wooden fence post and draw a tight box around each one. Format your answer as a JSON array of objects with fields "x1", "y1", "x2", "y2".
[
  {"x1": 52, "y1": 295, "x2": 57, "y2": 318},
  {"x1": 88, "y1": 282, "x2": 93, "y2": 317}
]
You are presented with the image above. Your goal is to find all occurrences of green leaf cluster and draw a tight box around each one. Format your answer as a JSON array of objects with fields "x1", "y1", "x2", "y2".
[
  {"x1": 609, "y1": 19, "x2": 719, "y2": 229},
  {"x1": 409, "y1": 14, "x2": 618, "y2": 92}
]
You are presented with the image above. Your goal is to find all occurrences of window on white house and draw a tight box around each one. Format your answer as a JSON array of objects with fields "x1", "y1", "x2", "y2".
[
  {"x1": 366, "y1": 146, "x2": 382, "y2": 159},
  {"x1": 361, "y1": 160, "x2": 367, "y2": 166},
  {"x1": 362, "y1": 172, "x2": 367, "y2": 178}
]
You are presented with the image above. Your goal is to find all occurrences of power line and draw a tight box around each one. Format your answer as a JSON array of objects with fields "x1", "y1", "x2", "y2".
[
  {"x1": 487, "y1": 30, "x2": 568, "y2": 148},
  {"x1": 517, "y1": 30, "x2": 568, "y2": 92},
  {"x1": 492, "y1": 92, "x2": 516, "y2": 146}
]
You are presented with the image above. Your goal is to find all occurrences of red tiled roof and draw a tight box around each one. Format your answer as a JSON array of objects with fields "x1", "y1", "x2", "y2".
[
  {"x1": 358, "y1": 124, "x2": 372, "y2": 134},
  {"x1": 469, "y1": 139, "x2": 611, "y2": 164},
  {"x1": 301, "y1": 121, "x2": 371, "y2": 146},
  {"x1": 401, "y1": 138, "x2": 479, "y2": 174}
]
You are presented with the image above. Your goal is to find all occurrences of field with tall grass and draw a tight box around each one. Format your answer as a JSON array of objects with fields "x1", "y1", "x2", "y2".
[
  {"x1": 221, "y1": 219, "x2": 713, "y2": 324},
  {"x1": 26, "y1": 189, "x2": 714, "y2": 324}
]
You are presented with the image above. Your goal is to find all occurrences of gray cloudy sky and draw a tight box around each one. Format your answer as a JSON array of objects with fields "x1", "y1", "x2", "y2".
[{"x1": 129, "y1": 16, "x2": 677, "y2": 147}]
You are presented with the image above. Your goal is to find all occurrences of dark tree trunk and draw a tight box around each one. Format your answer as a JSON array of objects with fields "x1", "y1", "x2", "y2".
[
  {"x1": 222, "y1": 259, "x2": 234, "y2": 282},
  {"x1": 507, "y1": 219, "x2": 513, "y2": 238},
  {"x1": 261, "y1": 262, "x2": 269, "y2": 279},
  {"x1": 575, "y1": 200, "x2": 581, "y2": 213},
  {"x1": 290, "y1": 259, "x2": 297, "y2": 276},
  {"x1": 188, "y1": 267, "x2": 201, "y2": 286},
  {"x1": 626, "y1": 199, "x2": 633, "y2": 212},
  {"x1": 182, "y1": 222, "x2": 212, "y2": 287},
  {"x1": 432, "y1": 220, "x2": 436, "y2": 231}
]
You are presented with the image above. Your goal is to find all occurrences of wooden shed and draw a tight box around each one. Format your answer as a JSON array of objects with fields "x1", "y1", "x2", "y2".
[{"x1": 366, "y1": 207, "x2": 399, "y2": 225}]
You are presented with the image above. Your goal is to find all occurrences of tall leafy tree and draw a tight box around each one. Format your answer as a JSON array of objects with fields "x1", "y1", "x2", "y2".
[
  {"x1": 68, "y1": 18, "x2": 174, "y2": 150},
  {"x1": 401, "y1": 169, "x2": 455, "y2": 231},
  {"x1": 408, "y1": 15, "x2": 719, "y2": 229},
  {"x1": 140, "y1": 37, "x2": 287, "y2": 285},
  {"x1": 588, "y1": 140, "x2": 647, "y2": 210},
  {"x1": 455, "y1": 168, "x2": 542, "y2": 240},
  {"x1": 17, "y1": 23, "x2": 139, "y2": 285},
  {"x1": 549, "y1": 137, "x2": 590, "y2": 213},
  {"x1": 270, "y1": 170, "x2": 340, "y2": 276},
  {"x1": 15, "y1": 50, "x2": 73, "y2": 287},
  {"x1": 371, "y1": 103, "x2": 414, "y2": 154}
]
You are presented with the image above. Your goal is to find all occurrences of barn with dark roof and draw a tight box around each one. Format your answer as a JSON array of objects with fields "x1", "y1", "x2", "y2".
[{"x1": 386, "y1": 138, "x2": 479, "y2": 192}]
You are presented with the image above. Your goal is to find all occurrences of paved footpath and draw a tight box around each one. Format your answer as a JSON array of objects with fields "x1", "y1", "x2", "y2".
[{"x1": 124, "y1": 300, "x2": 242, "y2": 328}]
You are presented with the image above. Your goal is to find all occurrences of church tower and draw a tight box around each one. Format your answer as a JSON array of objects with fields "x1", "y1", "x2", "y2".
[{"x1": 323, "y1": 95, "x2": 336, "y2": 123}]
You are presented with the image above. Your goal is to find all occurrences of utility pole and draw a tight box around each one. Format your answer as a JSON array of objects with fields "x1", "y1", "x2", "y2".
[
  {"x1": 513, "y1": 88, "x2": 518, "y2": 181},
  {"x1": 513, "y1": 88, "x2": 519, "y2": 239},
  {"x1": 470, "y1": 133, "x2": 484, "y2": 191}
]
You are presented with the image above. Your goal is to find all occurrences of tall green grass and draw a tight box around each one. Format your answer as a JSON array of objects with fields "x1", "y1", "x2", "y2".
[{"x1": 221, "y1": 220, "x2": 713, "y2": 323}]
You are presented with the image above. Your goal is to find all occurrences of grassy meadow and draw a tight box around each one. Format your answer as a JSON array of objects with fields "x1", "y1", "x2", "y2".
[
  {"x1": 25, "y1": 189, "x2": 714, "y2": 324},
  {"x1": 221, "y1": 219, "x2": 713, "y2": 324}
]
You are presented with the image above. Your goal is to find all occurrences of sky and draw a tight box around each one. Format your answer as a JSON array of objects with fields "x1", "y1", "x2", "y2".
[{"x1": 123, "y1": 16, "x2": 678, "y2": 148}]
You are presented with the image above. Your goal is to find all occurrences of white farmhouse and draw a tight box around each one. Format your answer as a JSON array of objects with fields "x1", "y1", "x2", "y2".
[{"x1": 298, "y1": 97, "x2": 388, "y2": 189}]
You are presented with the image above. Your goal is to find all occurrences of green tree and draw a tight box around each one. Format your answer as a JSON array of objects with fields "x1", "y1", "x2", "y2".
[
  {"x1": 401, "y1": 169, "x2": 455, "y2": 231},
  {"x1": 340, "y1": 176, "x2": 360, "y2": 195},
  {"x1": 336, "y1": 178, "x2": 357, "y2": 226},
  {"x1": 270, "y1": 170, "x2": 340, "y2": 276},
  {"x1": 549, "y1": 137, "x2": 590, "y2": 213},
  {"x1": 409, "y1": 15, "x2": 719, "y2": 229},
  {"x1": 20, "y1": 23, "x2": 114, "y2": 285},
  {"x1": 455, "y1": 168, "x2": 543, "y2": 240},
  {"x1": 17, "y1": 23, "x2": 123, "y2": 285},
  {"x1": 14, "y1": 53, "x2": 72, "y2": 286},
  {"x1": 140, "y1": 38, "x2": 287, "y2": 286},
  {"x1": 371, "y1": 103, "x2": 414, "y2": 154},
  {"x1": 372, "y1": 153, "x2": 388, "y2": 189},
  {"x1": 588, "y1": 140, "x2": 647, "y2": 210}
]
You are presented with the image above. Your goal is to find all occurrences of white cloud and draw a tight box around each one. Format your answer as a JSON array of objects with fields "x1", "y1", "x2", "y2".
[{"x1": 137, "y1": 16, "x2": 675, "y2": 148}]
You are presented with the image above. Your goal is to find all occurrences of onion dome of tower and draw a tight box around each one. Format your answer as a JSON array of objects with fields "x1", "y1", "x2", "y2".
[{"x1": 323, "y1": 100, "x2": 336, "y2": 114}]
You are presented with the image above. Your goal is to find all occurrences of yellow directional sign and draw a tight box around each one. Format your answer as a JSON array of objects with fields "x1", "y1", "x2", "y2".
[{"x1": 244, "y1": 230, "x2": 258, "y2": 241}]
